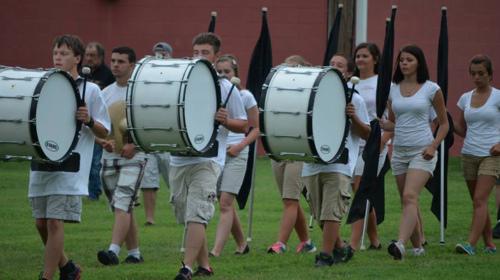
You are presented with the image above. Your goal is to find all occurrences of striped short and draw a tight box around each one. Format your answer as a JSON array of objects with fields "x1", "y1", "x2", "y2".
[{"x1": 102, "y1": 155, "x2": 147, "y2": 212}]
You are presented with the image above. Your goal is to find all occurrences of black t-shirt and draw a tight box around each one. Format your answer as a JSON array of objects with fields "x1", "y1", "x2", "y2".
[{"x1": 88, "y1": 64, "x2": 115, "y2": 90}]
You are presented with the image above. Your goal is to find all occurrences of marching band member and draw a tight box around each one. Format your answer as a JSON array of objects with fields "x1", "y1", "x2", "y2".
[
  {"x1": 30, "y1": 34, "x2": 110, "y2": 280},
  {"x1": 96, "y1": 47, "x2": 148, "y2": 266},
  {"x1": 384, "y1": 45, "x2": 449, "y2": 260},
  {"x1": 210, "y1": 54, "x2": 259, "y2": 257},
  {"x1": 302, "y1": 71, "x2": 371, "y2": 267},
  {"x1": 172, "y1": 32, "x2": 247, "y2": 279},
  {"x1": 455, "y1": 54, "x2": 499, "y2": 255},
  {"x1": 266, "y1": 55, "x2": 318, "y2": 255}
]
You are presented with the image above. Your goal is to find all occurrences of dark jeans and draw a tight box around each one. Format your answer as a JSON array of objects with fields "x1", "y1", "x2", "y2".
[{"x1": 88, "y1": 144, "x2": 103, "y2": 199}]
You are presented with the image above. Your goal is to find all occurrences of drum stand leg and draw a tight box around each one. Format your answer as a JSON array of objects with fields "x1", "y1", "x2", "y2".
[{"x1": 360, "y1": 200, "x2": 370, "y2": 251}]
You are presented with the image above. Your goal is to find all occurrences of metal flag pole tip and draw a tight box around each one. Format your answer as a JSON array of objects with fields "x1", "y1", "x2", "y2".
[
  {"x1": 441, "y1": 6, "x2": 447, "y2": 11},
  {"x1": 211, "y1": 11, "x2": 217, "y2": 17},
  {"x1": 262, "y1": 7, "x2": 268, "y2": 12}
]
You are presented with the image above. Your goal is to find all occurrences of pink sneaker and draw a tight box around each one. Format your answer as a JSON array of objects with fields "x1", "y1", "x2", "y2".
[{"x1": 267, "y1": 241, "x2": 286, "y2": 254}]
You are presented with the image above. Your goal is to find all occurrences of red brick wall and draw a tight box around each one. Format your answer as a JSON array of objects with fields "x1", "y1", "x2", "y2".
[
  {"x1": 0, "y1": 0, "x2": 329, "y2": 85},
  {"x1": 367, "y1": 0, "x2": 500, "y2": 155},
  {"x1": 2, "y1": 0, "x2": 499, "y2": 156}
]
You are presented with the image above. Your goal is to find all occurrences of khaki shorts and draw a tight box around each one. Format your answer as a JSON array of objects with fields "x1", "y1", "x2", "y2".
[
  {"x1": 303, "y1": 172, "x2": 351, "y2": 223},
  {"x1": 30, "y1": 195, "x2": 82, "y2": 222},
  {"x1": 461, "y1": 154, "x2": 499, "y2": 181},
  {"x1": 218, "y1": 147, "x2": 249, "y2": 195},
  {"x1": 102, "y1": 157, "x2": 147, "y2": 212},
  {"x1": 140, "y1": 153, "x2": 170, "y2": 189},
  {"x1": 271, "y1": 160, "x2": 304, "y2": 200},
  {"x1": 169, "y1": 161, "x2": 221, "y2": 225},
  {"x1": 391, "y1": 146, "x2": 437, "y2": 176}
]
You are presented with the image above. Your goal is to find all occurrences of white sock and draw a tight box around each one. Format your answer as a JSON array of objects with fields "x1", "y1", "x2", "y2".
[
  {"x1": 128, "y1": 248, "x2": 141, "y2": 258},
  {"x1": 109, "y1": 244, "x2": 120, "y2": 255},
  {"x1": 183, "y1": 265, "x2": 193, "y2": 273}
]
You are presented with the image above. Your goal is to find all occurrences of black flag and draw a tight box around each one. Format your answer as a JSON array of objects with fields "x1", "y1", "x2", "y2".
[
  {"x1": 237, "y1": 8, "x2": 272, "y2": 209},
  {"x1": 425, "y1": 7, "x2": 453, "y2": 228},
  {"x1": 322, "y1": 4, "x2": 343, "y2": 66},
  {"x1": 347, "y1": 6, "x2": 397, "y2": 225},
  {"x1": 208, "y1": 11, "x2": 217, "y2": 33}
]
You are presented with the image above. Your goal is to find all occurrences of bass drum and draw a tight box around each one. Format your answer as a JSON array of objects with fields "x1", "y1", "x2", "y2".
[
  {"x1": 259, "y1": 66, "x2": 349, "y2": 163},
  {"x1": 126, "y1": 57, "x2": 220, "y2": 154},
  {"x1": 0, "y1": 67, "x2": 81, "y2": 162}
]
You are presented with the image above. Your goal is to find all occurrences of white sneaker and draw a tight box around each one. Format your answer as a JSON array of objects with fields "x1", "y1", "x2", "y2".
[
  {"x1": 411, "y1": 247, "x2": 425, "y2": 256},
  {"x1": 388, "y1": 241, "x2": 406, "y2": 260}
]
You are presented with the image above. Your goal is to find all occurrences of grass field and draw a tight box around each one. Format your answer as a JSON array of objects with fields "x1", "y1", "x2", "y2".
[{"x1": 0, "y1": 157, "x2": 498, "y2": 279}]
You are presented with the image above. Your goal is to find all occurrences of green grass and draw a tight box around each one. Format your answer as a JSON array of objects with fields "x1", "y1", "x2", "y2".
[{"x1": 0, "y1": 157, "x2": 498, "y2": 279}]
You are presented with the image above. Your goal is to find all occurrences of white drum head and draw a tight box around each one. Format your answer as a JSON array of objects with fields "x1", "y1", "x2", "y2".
[
  {"x1": 183, "y1": 61, "x2": 218, "y2": 152},
  {"x1": 312, "y1": 70, "x2": 347, "y2": 162},
  {"x1": 36, "y1": 72, "x2": 78, "y2": 161}
]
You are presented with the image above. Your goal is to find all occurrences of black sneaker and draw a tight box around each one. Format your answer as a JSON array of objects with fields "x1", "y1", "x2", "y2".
[
  {"x1": 174, "y1": 266, "x2": 193, "y2": 280},
  {"x1": 234, "y1": 244, "x2": 250, "y2": 255},
  {"x1": 368, "y1": 243, "x2": 382, "y2": 250},
  {"x1": 193, "y1": 266, "x2": 214, "y2": 277},
  {"x1": 97, "y1": 250, "x2": 119, "y2": 266},
  {"x1": 387, "y1": 241, "x2": 405, "y2": 260},
  {"x1": 332, "y1": 245, "x2": 354, "y2": 263},
  {"x1": 314, "y1": 252, "x2": 334, "y2": 267},
  {"x1": 493, "y1": 222, "x2": 500, "y2": 239},
  {"x1": 59, "y1": 260, "x2": 81, "y2": 280},
  {"x1": 123, "y1": 255, "x2": 144, "y2": 264}
]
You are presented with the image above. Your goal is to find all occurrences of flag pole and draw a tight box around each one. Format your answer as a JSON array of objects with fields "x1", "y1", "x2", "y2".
[
  {"x1": 360, "y1": 200, "x2": 370, "y2": 250},
  {"x1": 246, "y1": 141, "x2": 258, "y2": 242},
  {"x1": 438, "y1": 6, "x2": 448, "y2": 245},
  {"x1": 440, "y1": 140, "x2": 445, "y2": 244}
]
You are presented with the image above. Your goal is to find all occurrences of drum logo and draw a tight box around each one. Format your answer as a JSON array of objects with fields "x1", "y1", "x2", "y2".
[
  {"x1": 320, "y1": 145, "x2": 330, "y2": 154},
  {"x1": 194, "y1": 134, "x2": 205, "y2": 144},
  {"x1": 44, "y1": 141, "x2": 59, "y2": 152}
]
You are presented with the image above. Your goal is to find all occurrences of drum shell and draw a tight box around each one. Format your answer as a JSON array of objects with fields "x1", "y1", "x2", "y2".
[
  {"x1": 259, "y1": 66, "x2": 348, "y2": 163},
  {"x1": 126, "y1": 57, "x2": 220, "y2": 154},
  {"x1": 0, "y1": 68, "x2": 80, "y2": 162}
]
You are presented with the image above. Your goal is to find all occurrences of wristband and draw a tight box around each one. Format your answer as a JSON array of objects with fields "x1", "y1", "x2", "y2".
[{"x1": 85, "y1": 117, "x2": 95, "y2": 128}]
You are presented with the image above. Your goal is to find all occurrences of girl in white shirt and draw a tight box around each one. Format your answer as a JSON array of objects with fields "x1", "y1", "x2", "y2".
[
  {"x1": 210, "y1": 54, "x2": 260, "y2": 256},
  {"x1": 348, "y1": 42, "x2": 388, "y2": 251},
  {"x1": 383, "y1": 45, "x2": 449, "y2": 259},
  {"x1": 454, "y1": 55, "x2": 500, "y2": 255}
]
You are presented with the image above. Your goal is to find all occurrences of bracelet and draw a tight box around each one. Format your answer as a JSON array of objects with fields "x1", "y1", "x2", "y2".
[{"x1": 85, "y1": 117, "x2": 95, "y2": 128}]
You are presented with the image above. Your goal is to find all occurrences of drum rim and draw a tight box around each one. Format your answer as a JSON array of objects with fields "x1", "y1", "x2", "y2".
[
  {"x1": 179, "y1": 58, "x2": 221, "y2": 154},
  {"x1": 126, "y1": 56, "x2": 150, "y2": 152},
  {"x1": 258, "y1": 67, "x2": 279, "y2": 162},
  {"x1": 29, "y1": 68, "x2": 82, "y2": 162},
  {"x1": 308, "y1": 67, "x2": 350, "y2": 164},
  {"x1": 259, "y1": 66, "x2": 350, "y2": 164}
]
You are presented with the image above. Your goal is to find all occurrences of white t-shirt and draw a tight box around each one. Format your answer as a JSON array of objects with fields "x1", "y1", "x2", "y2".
[
  {"x1": 457, "y1": 87, "x2": 500, "y2": 156},
  {"x1": 28, "y1": 81, "x2": 111, "y2": 197},
  {"x1": 227, "y1": 89, "x2": 257, "y2": 145},
  {"x1": 100, "y1": 82, "x2": 146, "y2": 160},
  {"x1": 302, "y1": 93, "x2": 370, "y2": 177},
  {"x1": 169, "y1": 78, "x2": 247, "y2": 167},
  {"x1": 389, "y1": 80, "x2": 440, "y2": 147},
  {"x1": 356, "y1": 75, "x2": 378, "y2": 121}
]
